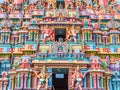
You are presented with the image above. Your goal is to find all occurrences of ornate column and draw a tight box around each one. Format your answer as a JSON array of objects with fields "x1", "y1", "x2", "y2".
[
  {"x1": 83, "y1": 76, "x2": 87, "y2": 88},
  {"x1": 100, "y1": 77, "x2": 103, "y2": 88},
  {"x1": 27, "y1": 74, "x2": 31, "y2": 88},
  {"x1": 0, "y1": 82, "x2": 3, "y2": 90},
  {"x1": 17, "y1": 73, "x2": 20, "y2": 88},
  {"x1": 20, "y1": 74, "x2": 24, "y2": 88},
  {"x1": 97, "y1": 76, "x2": 100, "y2": 88},
  {"x1": 12, "y1": 76, "x2": 15, "y2": 90},
  {"x1": 8, "y1": 76, "x2": 12, "y2": 90},
  {"x1": 93, "y1": 75, "x2": 96, "y2": 88},
  {"x1": 24, "y1": 74, "x2": 28, "y2": 89},
  {"x1": 4, "y1": 81, "x2": 8, "y2": 90},
  {"x1": 33, "y1": 75, "x2": 38, "y2": 89},
  {"x1": 90, "y1": 74, "x2": 93, "y2": 88},
  {"x1": 106, "y1": 77, "x2": 111, "y2": 90}
]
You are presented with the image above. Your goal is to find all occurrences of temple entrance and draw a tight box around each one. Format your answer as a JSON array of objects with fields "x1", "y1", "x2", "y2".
[
  {"x1": 52, "y1": 68, "x2": 68, "y2": 90},
  {"x1": 55, "y1": 28, "x2": 66, "y2": 41}
]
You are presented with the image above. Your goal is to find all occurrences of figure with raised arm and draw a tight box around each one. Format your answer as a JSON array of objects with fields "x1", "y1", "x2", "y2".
[
  {"x1": 42, "y1": 25, "x2": 54, "y2": 43},
  {"x1": 71, "y1": 65, "x2": 85, "y2": 90},
  {"x1": 34, "y1": 65, "x2": 52, "y2": 90}
]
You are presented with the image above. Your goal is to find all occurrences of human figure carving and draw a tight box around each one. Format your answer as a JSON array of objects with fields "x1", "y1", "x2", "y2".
[
  {"x1": 42, "y1": 25, "x2": 54, "y2": 43},
  {"x1": 46, "y1": 0, "x2": 56, "y2": 10},
  {"x1": 71, "y1": 65, "x2": 85, "y2": 90},
  {"x1": 34, "y1": 65, "x2": 52, "y2": 90},
  {"x1": 67, "y1": 25, "x2": 79, "y2": 43}
]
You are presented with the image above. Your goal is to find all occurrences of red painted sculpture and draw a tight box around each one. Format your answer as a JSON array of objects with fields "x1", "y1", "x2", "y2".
[
  {"x1": 42, "y1": 25, "x2": 54, "y2": 43},
  {"x1": 91, "y1": 57, "x2": 102, "y2": 69}
]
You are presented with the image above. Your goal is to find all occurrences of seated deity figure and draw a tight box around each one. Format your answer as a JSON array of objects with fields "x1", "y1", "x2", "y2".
[
  {"x1": 34, "y1": 65, "x2": 52, "y2": 90},
  {"x1": 42, "y1": 25, "x2": 54, "y2": 43},
  {"x1": 90, "y1": 57, "x2": 102, "y2": 69},
  {"x1": 71, "y1": 66, "x2": 84, "y2": 90}
]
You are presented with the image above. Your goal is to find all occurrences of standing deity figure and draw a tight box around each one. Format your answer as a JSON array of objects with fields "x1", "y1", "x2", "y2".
[
  {"x1": 46, "y1": 0, "x2": 56, "y2": 10},
  {"x1": 42, "y1": 25, "x2": 54, "y2": 43},
  {"x1": 67, "y1": 25, "x2": 79, "y2": 43},
  {"x1": 71, "y1": 65, "x2": 84, "y2": 90},
  {"x1": 34, "y1": 65, "x2": 52, "y2": 90}
]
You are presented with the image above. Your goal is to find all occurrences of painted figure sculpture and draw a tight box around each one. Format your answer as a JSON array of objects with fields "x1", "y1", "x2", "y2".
[
  {"x1": 42, "y1": 25, "x2": 54, "y2": 43},
  {"x1": 71, "y1": 65, "x2": 84, "y2": 90},
  {"x1": 34, "y1": 65, "x2": 52, "y2": 90}
]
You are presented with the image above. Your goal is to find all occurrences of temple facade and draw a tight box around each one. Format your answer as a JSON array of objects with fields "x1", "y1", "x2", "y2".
[{"x1": 0, "y1": 0, "x2": 120, "y2": 90}]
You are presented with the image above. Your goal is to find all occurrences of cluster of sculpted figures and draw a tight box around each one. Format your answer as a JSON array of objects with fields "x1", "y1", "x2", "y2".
[
  {"x1": 33, "y1": 65, "x2": 52, "y2": 90},
  {"x1": 33, "y1": 65, "x2": 86, "y2": 90},
  {"x1": 70, "y1": 65, "x2": 86, "y2": 90},
  {"x1": 0, "y1": 0, "x2": 119, "y2": 14},
  {"x1": 42, "y1": 25, "x2": 79, "y2": 43}
]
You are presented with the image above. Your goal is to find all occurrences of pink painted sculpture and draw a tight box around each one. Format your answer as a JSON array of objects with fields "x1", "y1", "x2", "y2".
[
  {"x1": 42, "y1": 25, "x2": 54, "y2": 43},
  {"x1": 71, "y1": 65, "x2": 84, "y2": 90},
  {"x1": 34, "y1": 65, "x2": 52, "y2": 90},
  {"x1": 91, "y1": 57, "x2": 102, "y2": 69},
  {"x1": 19, "y1": 58, "x2": 30, "y2": 68}
]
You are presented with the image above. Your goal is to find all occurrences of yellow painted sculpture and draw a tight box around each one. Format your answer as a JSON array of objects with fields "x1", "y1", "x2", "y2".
[
  {"x1": 46, "y1": 0, "x2": 56, "y2": 9},
  {"x1": 34, "y1": 65, "x2": 52, "y2": 90}
]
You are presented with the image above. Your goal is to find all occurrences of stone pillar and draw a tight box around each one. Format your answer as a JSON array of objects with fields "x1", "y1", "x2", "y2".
[
  {"x1": 4, "y1": 81, "x2": 8, "y2": 90},
  {"x1": 24, "y1": 74, "x2": 28, "y2": 89},
  {"x1": 90, "y1": 74, "x2": 93, "y2": 88},
  {"x1": 106, "y1": 77, "x2": 110, "y2": 90},
  {"x1": 93, "y1": 75, "x2": 96, "y2": 88},
  {"x1": 97, "y1": 76, "x2": 100, "y2": 88},
  {"x1": 0, "y1": 82, "x2": 3, "y2": 90},
  {"x1": 33, "y1": 76, "x2": 38, "y2": 89},
  {"x1": 83, "y1": 76, "x2": 87, "y2": 88},
  {"x1": 28, "y1": 74, "x2": 31, "y2": 88},
  {"x1": 12, "y1": 76, "x2": 15, "y2": 90},
  {"x1": 20, "y1": 74, "x2": 24, "y2": 88},
  {"x1": 17, "y1": 74, "x2": 20, "y2": 88},
  {"x1": 8, "y1": 76, "x2": 12, "y2": 90},
  {"x1": 100, "y1": 77, "x2": 103, "y2": 88}
]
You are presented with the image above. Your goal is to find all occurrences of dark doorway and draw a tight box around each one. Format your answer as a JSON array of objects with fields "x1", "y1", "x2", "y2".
[
  {"x1": 52, "y1": 68, "x2": 68, "y2": 90},
  {"x1": 56, "y1": 0, "x2": 65, "y2": 9},
  {"x1": 55, "y1": 28, "x2": 66, "y2": 41}
]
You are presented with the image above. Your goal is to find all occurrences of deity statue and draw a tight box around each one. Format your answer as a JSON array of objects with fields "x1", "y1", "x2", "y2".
[
  {"x1": 90, "y1": 57, "x2": 102, "y2": 69},
  {"x1": 46, "y1": 0, "x2": 56, "y2": 10},
  {"x1": 19, "y1": 58, "x2": 30, "y2": 68},
  {"x1": 71, "y1": 65, "x2": 85, "y2": 90},
  {"x1": 42, "y1": 25, "x2": 54, "y2": 43},
  {"x1": 34, "y1": 65, "x2": 52, "y2": 90},
  {"x1": 67, "y1": 25, "x2": 79, "y2": 43}
]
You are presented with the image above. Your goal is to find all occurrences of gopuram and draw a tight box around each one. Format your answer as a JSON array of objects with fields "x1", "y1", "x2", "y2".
[{"x1": 0, "y1": 0, "x2": 120, "y2": 90}]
